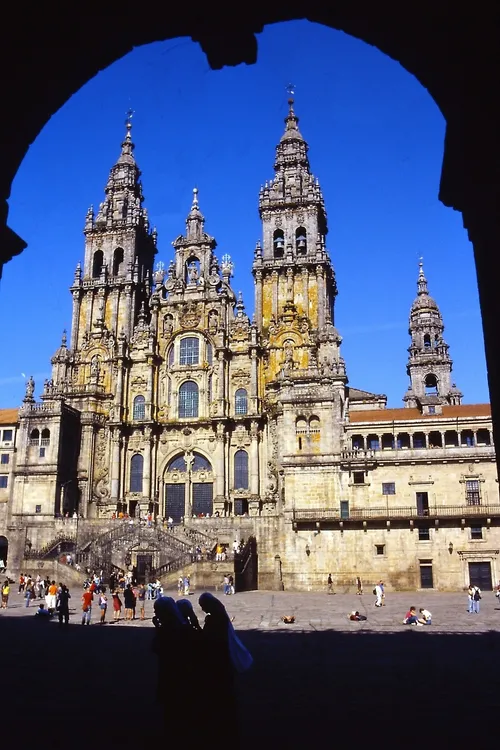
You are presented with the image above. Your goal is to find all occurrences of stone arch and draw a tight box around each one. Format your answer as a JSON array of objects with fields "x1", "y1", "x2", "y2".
[
  {"x1": 0, "y1": 535, "x2": 8, "y2": 565},
  {"x1": 1, "y1": 14, "x2": 500, "y2": 481}
]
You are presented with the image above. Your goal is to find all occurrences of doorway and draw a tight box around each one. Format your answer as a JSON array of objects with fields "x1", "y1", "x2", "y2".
[
  {"x1": 416, "y1": 492, "x2": 429, "y2": 517},
  {"x1": 419, "y1": 562, "x2": 434, "y2": 588},
  {"x1": 468, "y1": 561, "x2": 492, "y2": 590},
  {"x1": 136, "y1": 554, "x2": 153, "y2": 584}
]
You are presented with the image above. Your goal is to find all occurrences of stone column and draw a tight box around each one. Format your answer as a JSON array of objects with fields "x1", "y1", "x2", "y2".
[
  {"x1": 250, "y1": 349, "x2": 258, "y2": 413},
  {"x1": 110, "y1": 429, "x2": 122, "y2": 504},
  {"x1": 142, "y1": 426, "x2": 152, "y2": 514},
  {"x1": 78, "y1": 421, "x2": 96, "y2": 518},
  {"x1": 316, "y1": 266, "x2": 325, "y2": 331},
  {"x1": 86, "y1": 291, "x2": 94, "y2": 333},
  {"x1": 302, "y1": 267, "x2": 309, "y2": 318},
  {"x1": 124, "y1": 285, "x2": 133, "y2": 338},
  {"x1": 70, "y1": 290, "x2": 81, "y2": 350},
  {"x1": 217, "y1": 350, "x2": 225, "y2": 416},
  {"x1": 272, "y1": 270, "x2": 279, "y2": 319},
  {"x1": 250, "y1": 421, "x2": 259, "y2": 496},
  {"x1": 274, "y1": 555, "x2": 284, "y2": 591},
  {"x1": 214, "y1": 423, "x2": 225, "y2": 514},
  {"x1": 254, "y1": 269, "x2": 263, "y2": 330},
  {"x1": 146, "y1": 360, "x2": 154, "y2": 421},
  {"x1": 185, "y1": 451, "x2": 194, "y2": 518},
  {"x1": 114, "y1": 362, "x2": 125, "y2": 422}
]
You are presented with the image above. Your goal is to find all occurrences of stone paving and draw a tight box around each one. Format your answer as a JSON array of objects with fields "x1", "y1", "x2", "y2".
[
  {"x1": 4, "y1": 587, "x2": 500, "y2": 631},
  {"x1": 2, "y1": 588, "x2": 500, "y2": 749}
]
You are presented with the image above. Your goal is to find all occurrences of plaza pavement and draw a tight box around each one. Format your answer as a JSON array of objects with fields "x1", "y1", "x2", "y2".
[{"x1": 1, "y1": 588, "x2": 499, "y2": 748}]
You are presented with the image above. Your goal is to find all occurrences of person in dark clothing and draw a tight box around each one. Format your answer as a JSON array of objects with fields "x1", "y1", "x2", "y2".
[
  {"x1": 152, "y1": 597, "x2": 193, "y2": 731},
  {"x1": 123, "y1": 584, "x2": 136, "y2": 620},
  {"x1": 58, "y1": 585, "x2": 71, "y2": 627}
]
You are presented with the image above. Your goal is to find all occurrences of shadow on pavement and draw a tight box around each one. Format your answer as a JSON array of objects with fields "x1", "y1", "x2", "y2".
[{"x1": 1, "y1": 613, "x2": 498, "y2": 748}]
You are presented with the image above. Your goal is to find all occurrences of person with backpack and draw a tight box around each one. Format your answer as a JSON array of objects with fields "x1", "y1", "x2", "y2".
[{"x1": 472, "y1": 584, "x2": 482, "y2": 613}]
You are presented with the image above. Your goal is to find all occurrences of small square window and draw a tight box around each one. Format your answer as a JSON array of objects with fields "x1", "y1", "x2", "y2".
[
  {"x1": 2, "y1": 430, "x2": 13, "y2": 442},
  {"x1": 418, "y1": 527, "x2": 430, "y2": 541},
  {"x1": 39, "y1": 447, "x2": 45, "y2": 458},
  {"x1": 0, "y1": 476, "x2": 8, "y2": 489},
  {"x1": 375, "y1": 544, "x2": 385, "y2": 556},
  {"x1": 428, "y1": 406, "x2": 436, "y2": 414},
  {"x1": 353, "y1": 471, "x2": 365, "y2": 485},
  {"x1": 382, "y1": 482, "x2": 395, "y2": 495},
  {"x1": 471, "y1": 527, "x2": 483, "y2": 540},
  {"x1": 35, "y1": 504, "x2": 42, "y2": 514},
  {"x1": 0, "y1": 454, "x2": 9, "y2": 465}
]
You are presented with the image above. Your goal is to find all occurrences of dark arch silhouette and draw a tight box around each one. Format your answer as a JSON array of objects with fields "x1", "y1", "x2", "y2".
[{"x1": 0, "y1": 7, "x2": 499, "y2": 471}]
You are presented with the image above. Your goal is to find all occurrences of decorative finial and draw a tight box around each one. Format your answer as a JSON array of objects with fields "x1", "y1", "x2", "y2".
[
  {"x1": 125, "y1": 108, "x2": 134, "y2": 132},
  {"x1": 61, "y1": 329, "x2": 67, "y2": 347},
  {"x1": 286, "y1": 82, "x2": 295, "y2": 104},
  {"x1": 192, "y1": 187, "x2": 199, "y2": 208},
  {"x1": 417, "y1": 257, "x2": 428, "y2": 295}
]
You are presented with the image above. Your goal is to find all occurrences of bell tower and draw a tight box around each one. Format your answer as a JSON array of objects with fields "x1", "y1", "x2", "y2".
[
  {"x1": 70, "y1": 114, "x2": 157, "y2": 350},
  {"x1": 253, "y1": 94, "x2": 347, "y2": 462},
  {"x1": 404, "y1": 261, "x2": 462, "y2": 409}
]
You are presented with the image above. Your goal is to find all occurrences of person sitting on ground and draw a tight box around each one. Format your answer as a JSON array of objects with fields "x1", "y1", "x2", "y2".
[
  {"x1": 418, "y1": 608, "x2": 432, "y2": 625},
  {"x1": 403, "y1": 606, "x2": 422, "y2": 625},
  {"x1": 349, "y1": 610, "x2": 367, "y2": 621},
  {"x1": 35, "y1": 603, "x2": 52, "y2": 618}
]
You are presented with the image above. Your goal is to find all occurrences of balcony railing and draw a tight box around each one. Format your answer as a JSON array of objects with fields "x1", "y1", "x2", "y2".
[{"x1": 292, "y1": 505, "x2": 500, "y2": 522}]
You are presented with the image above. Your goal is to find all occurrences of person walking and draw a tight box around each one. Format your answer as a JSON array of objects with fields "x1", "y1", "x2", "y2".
[
  {"x1": 327, "y1": 573, "x2": 333, "y2": 594},
  {"x1": 374, "y1": 581, "x2": 383, "y2": 607},
  {"x1": 46, "y1": 580, "x2": 58, "y2": 614},
  {"x1": 58, "y1": 584, "x2": 71, "y2": 627},
  {"x1": 467, "y1": 584, "x2": 475, "y2": 613},
  {"x1": 1, "y1": 579, "x2": 10, "y2": 608},
  {"x1": 112, "y1": 590, "x2": 122, "y2": 622},
  {"x1": 98, "y1": 591, "x2": 108, "y2": 624},
  {"x1": 472, "y1": 584, "x2": 482, "y2": 613},
  {"x1": 356, "y1": 576, "x2": 363, "y2": 595},
  {"x1": 137, "y1": 584, "x2": 147, "y2": 621},
  {"x1": 123, "y1": 584, "x2": 136, "y2": 620},
  {"x1": 81, "y1": 587, "x2": 93, "y2": 625}
]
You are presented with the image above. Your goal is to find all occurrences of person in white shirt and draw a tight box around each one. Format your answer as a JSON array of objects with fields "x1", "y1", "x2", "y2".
[
  {"x1": 418, "y1": 608, "x2": 432, "y2": 624},
  {"x1": 374, "y1": 582, "x2": 383, "y2": 607}
]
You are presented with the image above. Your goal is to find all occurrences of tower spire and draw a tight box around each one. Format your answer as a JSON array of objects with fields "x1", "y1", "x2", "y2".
[
  {"x1": 117, "y1": 109, "x2": 135, "y2": 165},
  {"x1": 404, "y1": 262, "x2": 462, "y2": 409}
]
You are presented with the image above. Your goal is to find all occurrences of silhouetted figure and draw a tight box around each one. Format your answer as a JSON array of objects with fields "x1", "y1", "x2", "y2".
[
  {"x1": 199, "y1": 592, "x2": 253, "y2": 742},
  {"x1": 152, "y1": 597, "x2": 193, "y2": 731},
  {"x1": 58, "y1": 585, "x2": 71, "y2": 627}
]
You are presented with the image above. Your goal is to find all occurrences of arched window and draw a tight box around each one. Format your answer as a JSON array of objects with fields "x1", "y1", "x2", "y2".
[
  {"x1": 41, "y1": 428, "x2": 50, "y2": 446},
  {"x1": 133, "y1": 395, "x2": 146, "y2": 420},
  {"x1": 273, "y1": 229, "x2": 285, "y2": 258},
  {"x1": 295, "y1": 227, "x2": 307, "y2": 254},
  {"x1": 180, "y1": 337, "x2": 199, "y2": 366},
  {"x1": 92, "y1": 250, "x2": 103, "y2": 278},
  {"x1": 192, "y1": 453, "x2": 211, "y2": 471},
  {"x1": 29, "y1": 428, "x2": 40, "y2": 446},
  {"x1": 351, "y1": 435, "x2": 365, "y2": 450},
  {"x1": 235, "y1": 388, "x2": 248, "y2": 415},
  {"x1": 309, "y1": 416, "x2": 320, "y2": 433},
  {"x1": 206, "y1": 342, "x2": 213, "y2": 365},
  {"x1": 168, "y1": 346, "x2": 175, "y2": 367},
  {"x1": 112, "y1": 247, "x2": 124, "y2": 276},
  {"x1": 130, "y1": 454, "x2": 144, "y2": 493},
  {"x1": 234, "y1": 450, "x2": 249, "y2": 490},
  {"x1": 179, "y1": 381, "x2": 199, "y2": 418},
  {"x1": 425, "y1": 374, "x2": 438, "y2": 395},
  {"x1": 168, "y1": 455, "x2": 187, "y2": 472},
  {"x1": 423, "y1": 334, "x2": 431, "y2": 349},
  {"x1": 167, "y1": 378, "x2": 172, "y2": 405}
]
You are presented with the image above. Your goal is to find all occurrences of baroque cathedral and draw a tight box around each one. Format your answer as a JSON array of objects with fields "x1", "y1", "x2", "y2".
[{"x1": 0, "y1": 99, "x2": 498, "y2": 591}]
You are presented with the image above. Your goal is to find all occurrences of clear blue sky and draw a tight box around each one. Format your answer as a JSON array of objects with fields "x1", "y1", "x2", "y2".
[{"x1": 0, "y1": 20, "x2": 489, "y2": 408}]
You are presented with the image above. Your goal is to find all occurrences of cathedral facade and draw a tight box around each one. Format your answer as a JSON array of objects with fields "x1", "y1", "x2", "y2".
[{"x1": 1, "y1": 101, "x2": 499, "y2": 591}]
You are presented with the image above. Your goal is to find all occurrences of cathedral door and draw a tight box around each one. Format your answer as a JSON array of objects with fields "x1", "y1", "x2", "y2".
[
  {"x1": 165, "y1": 484, "x2": 185, "y2": 524},
  {"x1": 192, "y1": 483, "x2": 213, "y2": 517}
]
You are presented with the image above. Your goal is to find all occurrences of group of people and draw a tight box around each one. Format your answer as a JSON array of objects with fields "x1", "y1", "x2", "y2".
[
  {"x1": 403, "y1": 607, "x2": 432, "y2": 625},
  {"x1": 152, "y1": 593, "x2": 252, "y2": 739}
]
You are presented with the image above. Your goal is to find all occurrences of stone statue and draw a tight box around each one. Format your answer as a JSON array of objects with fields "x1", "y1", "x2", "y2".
[
  {"x1": 25, "y1": 375, "x2": 35, "y2": 400},
  {"x1": 90, "y1": 356, "x2": 100, "y2": 380},
  {"x1": 208, "y1": 309, "x2": 219, "y2": 333},
  {"x1": 187, "y1": 262, "x2": 199, "y2": 284}
]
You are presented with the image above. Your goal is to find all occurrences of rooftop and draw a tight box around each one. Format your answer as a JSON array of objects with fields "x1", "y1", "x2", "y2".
[
  {"x1": 0, "y1": 408, "x2": 18, "y2": 425},
  {"x1": 349, "y1": 403, "x2": 491, "y2": 424}
]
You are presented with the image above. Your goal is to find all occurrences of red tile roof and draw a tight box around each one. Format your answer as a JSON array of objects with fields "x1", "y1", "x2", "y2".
[
  {"x1": 0, "y1": 409, "x2": 19, "y2": 425},
  {"x1": 349, "y1": 404, "x2": 491, "y2": 424}
]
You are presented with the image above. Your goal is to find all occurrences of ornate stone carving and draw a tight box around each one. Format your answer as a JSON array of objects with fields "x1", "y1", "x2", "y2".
[
  {"x1": 130, "y1": 376, "x2": 147, "y2": 392},
  {"x1": 180, "y1": 302, "x2": 201, "y2": 328}
]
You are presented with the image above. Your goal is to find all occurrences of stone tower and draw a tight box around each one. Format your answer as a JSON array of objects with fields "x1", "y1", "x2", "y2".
[
  {"x1": 69, "y1": 117, "x2": 156, "y2": 351},
  {"x1": 253, "y1": 96, "x2": 347, "y2": 473},
  {"x1": 404, "y1": 261, "x2": 462, "y2": 410}
]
